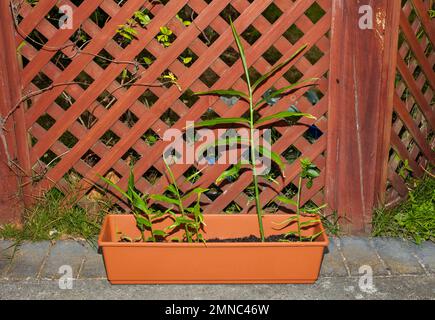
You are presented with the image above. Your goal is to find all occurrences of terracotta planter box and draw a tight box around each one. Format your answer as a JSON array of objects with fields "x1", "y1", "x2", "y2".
[{"x1": 98, "y1": 214, "x2": 329, "y2": 284}]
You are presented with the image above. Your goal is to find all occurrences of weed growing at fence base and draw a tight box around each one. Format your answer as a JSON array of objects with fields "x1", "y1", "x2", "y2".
[
  {"x1": 372, "y1": 175, "x2": 435, "y2": 244},
  {"x1": 318, "y1": 211, "x2": 341, "y2": 237},
  {"x1": 0, "y1": 189, "x2": 105, "y2": 243}
]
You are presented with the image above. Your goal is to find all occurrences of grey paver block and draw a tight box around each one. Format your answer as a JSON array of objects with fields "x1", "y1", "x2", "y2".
[
  {"x1": 0, "y1": 241, "x2": 14, "y2": 276},
  {"x1": 6, "y1": 242, "x2": 50, "y2": 279},
  {"x1": 80, "y1": 244, "x2": 106, "y2": 279},
  {"x1": 414, "y1": 242, "x2": 435, "y2": 274},
  {"x1": 340, "y1": 237, "x2": 388, "y2": 276},
  {"x1": 40, "y1": 241, "x2": 86, "y2": 279},
  {"x1": 372, "y1": 238, "x2": 424, "y2": 275},
  {"x1": 320, "y1": 238, "x2": 348, "y2": 277}
]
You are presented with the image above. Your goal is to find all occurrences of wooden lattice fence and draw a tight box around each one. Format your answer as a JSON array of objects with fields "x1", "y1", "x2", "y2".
[
  {"x1": 11, "y1": 0, "x2": 332, "y2": 211},
  {"x1": 386, "y1": 0, "x2": 435, "y2": 206},
  {"x1": 0, "y1": 0, "x2": 433, "y2": 233}
]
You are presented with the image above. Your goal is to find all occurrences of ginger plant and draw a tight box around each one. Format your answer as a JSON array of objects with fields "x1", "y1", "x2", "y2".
[
  {"x1": 101, "y1": 161, "x2": 208, "y2": 243},
  {"x1": 101, "y1": 168, "x2": 168, "y2": 242},
  {"x1": 274, "y1": 158, "x2": 326, "y2": 242},
  {"x1": 192, "y1": 21, "x2": 317, "y2": 242},
  {"x1": 151, "y1": 160, "x2": 208, "y2": 243}
]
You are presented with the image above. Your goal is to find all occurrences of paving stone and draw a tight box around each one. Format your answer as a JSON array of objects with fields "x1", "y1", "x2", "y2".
[
  {"x1": 80, "y1": 244, "x2": 107, "y2": 279},
  {"x1": 6, "y1": 242, "x2": 50, "y2": 279},
  {"x1": 320, "y1": 238, "x2": 348, "y2": 277},
  {"x1": 372, "y1": 238, "x2": 424, "y2": 275},
  {"x1": 40, "y1": 241, "x2": 87, "y2": 279},
  {"x1": 0, "y1": 241, "x2": 14, "y2": 276},
  {"x1": 414, "y1": 242, "x2": 435, "y2": 274},
  {"x1": 340, "y1": 237, "x2": 388, "y2": 276}
]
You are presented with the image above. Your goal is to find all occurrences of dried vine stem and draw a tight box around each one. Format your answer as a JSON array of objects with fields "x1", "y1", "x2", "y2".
[
  {"x1": 1, "y1": 81, "x2": 89, "y2": 127},
  {"x1": 0, "y1": 124, "x2": 12, "y2": 165},
  {"x1": 7, "y1": 0, "x2": 181, "y2": 120},
  {"x1": 421, "y1": 165, "x2": 435, "y2": 178},
  {"x1": 109, "y1": 73, "x2": 176, "y2": 96},
  {"x1": 3, "y1": 0, "x2": 181, "y2": 170},
  {"x1": 10, "y1": 1, "x2": 148, "y2": 75},
  {"x1": 0, "y1": 75, "x2": 171, "y2": 172},
  {"x1": 2, "y1": 76, "x2": 175, "y2": 127},
  {"x1": 8, "y1": 0, "x2": 183, "y2": 105},
  {"x1": 190, "y1": 10, "x2": 211, "y2": 45}
]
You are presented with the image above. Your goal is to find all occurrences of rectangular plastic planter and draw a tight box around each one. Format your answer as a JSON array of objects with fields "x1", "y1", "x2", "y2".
[{"x1": 98, "y1": 214, "x2": 329, "y2": 284}]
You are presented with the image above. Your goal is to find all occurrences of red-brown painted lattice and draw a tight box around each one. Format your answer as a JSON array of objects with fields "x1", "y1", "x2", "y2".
[
  {"x1": 15, "y1": 0, "x2": 331, "y2": 213},
  {"x1": 386, "y1": 0, "x2": 435, "y2": 206}
]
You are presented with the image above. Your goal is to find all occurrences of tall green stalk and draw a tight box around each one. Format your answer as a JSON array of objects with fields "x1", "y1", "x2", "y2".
[
  {"x1": 193, "y1": 21, "x2": 318, "y2": 242},
  {"x1": 296, "y1": 176, "x2": 303, "y2": 242},
  {"x1": 163, "y1": 159, "x2": 192, "y2": 243},
  {"x1": 247, "y1": 73, "x2": 265, "y2": 242}
]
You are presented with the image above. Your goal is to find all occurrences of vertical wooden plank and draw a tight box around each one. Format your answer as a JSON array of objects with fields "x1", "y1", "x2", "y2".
[
  {"x1": 374, "y1": 0, "x2": 401, "y2": 206},
  {"x1": 0, "y1": 1, "x2": 32, "y2": 224},
  {"x1": 326, "y1": 0, "x2": 401, "y2": 234}
]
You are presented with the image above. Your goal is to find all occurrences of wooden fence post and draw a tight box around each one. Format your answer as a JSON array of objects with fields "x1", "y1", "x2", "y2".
[
  {"x1": 326, "y1": 0, "x2": 401, "y2": 234},
  {"x1": 0, "y1": 1, "x2": 32, "y2": 224}
]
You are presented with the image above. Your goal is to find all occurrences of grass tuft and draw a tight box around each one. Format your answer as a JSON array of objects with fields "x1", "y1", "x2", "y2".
[
  {"x1": 372, "y1": 174, "x2": 435, "y2": 244},
  {"x1": 0, "y1": 188, "x2": 107, "y2": 245}
]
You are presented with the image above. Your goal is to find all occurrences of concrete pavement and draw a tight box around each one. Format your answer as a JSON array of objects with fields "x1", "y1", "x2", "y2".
[{"x1": 0, "y1": 238, "x2": 434, "y2": 300}]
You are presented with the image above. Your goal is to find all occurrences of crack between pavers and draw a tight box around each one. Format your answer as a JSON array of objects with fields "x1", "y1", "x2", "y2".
[
  {"x1": 412, "y1": 254, "x2": 431, "y2": 276},
  {"x1": 76, "y1": 258, "x2": 86, "y2": 279},
  {"x1": 36, "y1": 242, "x2": 54, "y2": 280},
  {"x1": 369, "y1": 238, "x2": 392, "y2": 277},
  {"x1": 2, "y1": 243, "x2": 21, "y2": 277},
  {"x1": 335, "y1": 238, "x2": 352, "y2": 278},
  {"x1": 405, "y1": 238, "x2": 431, "y2": 277}
]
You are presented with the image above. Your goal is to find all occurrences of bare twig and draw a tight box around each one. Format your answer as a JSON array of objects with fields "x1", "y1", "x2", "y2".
[
  {"x1": 46, "y1": 150, "x2": 70, "y2": 169},
  {"x1": 0, "y1": 124, "x2": 12, "y2": 165},
  {"x1": 1, "y1": 75, "x2": 172, "y2": 133},
  {"x1": 10, "y1": 0, "x2": 146, "y2": 74},
  {"x1": 190, "y1": 10, "x2": 211, "y2": 45},
  {"x1": 420, "y1": 165, "x2": 435, "y2": 178},
  {"x1": 108, "y1": 73, "x2": 173, "y2": 97},
  {"x1": 1, "y1": 81, "x2": 90, "y2": 126},
  {"x1": 0, "y1": 81, "x2": 87, "y2": 167}
]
